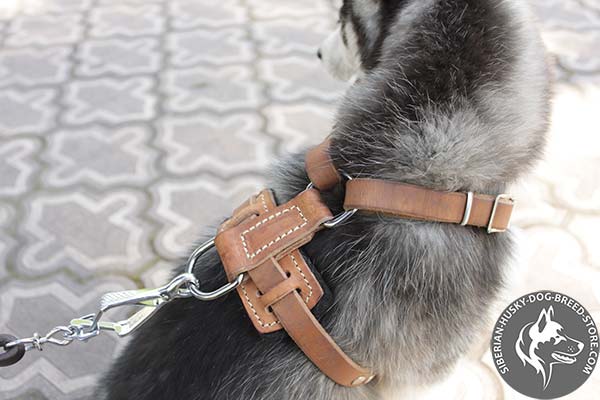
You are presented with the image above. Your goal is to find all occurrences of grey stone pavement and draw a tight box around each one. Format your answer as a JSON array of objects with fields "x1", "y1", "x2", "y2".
[{"x1": 0, "y1": 0, "x2": 598, "y2": 399}]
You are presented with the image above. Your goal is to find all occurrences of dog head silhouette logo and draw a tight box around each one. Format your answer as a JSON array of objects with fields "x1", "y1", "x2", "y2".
[
  {"x1": 491, "y1": 291, "x2": 598, "y2": 399},
  {"x1": 515, "y1": 306, "x2": 584, "y2": 389}
]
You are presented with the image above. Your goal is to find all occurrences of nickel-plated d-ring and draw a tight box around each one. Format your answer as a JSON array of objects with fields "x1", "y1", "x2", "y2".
[
  {"x1": 305, "y1": 170, "x2": 358, "y2": 229},
  {"x1": 186, "y1": 238, "x2": 244, "y2": 301}
]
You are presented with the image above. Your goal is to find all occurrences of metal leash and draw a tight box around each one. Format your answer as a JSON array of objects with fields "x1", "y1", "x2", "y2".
[{"x1": 0, "y1": 239, "x2": 244, "y2": 367}]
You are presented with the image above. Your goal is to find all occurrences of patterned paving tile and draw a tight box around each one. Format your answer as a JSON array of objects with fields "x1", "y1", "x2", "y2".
[
  {"x1": 156, "y1": 113, "x2": 272, "y2": 176},
  {"x1": 0, "y1": 46, "x2": 71, "y2": 87},
  {"x1": 140, "y1": 260, "x2": 173, "y2": 288},
  {"x1": 5, "y1": 14, "x2": 83, "y2": 47},
  {"x1": 568, "y1": 215, "x2": 600, "y2": 269},
  {"x1": 149, "y1": 176, "x2": 264, "y2": 259},
  {"x1": 252, "y1": 16, "x2": 334, "y2": 57},
  {"x1": 533, "y1": 0, "x2": 600, "y2": 31},
  {"x1": 0, "y1": 202, "x2": 16, "y2": 280},
  {"x1": 98, "y1": 0, "x2": 165, "y2": 4},
  {"x1": 161, "y1": 64, "x2": 265, "y2": 113},
  {"x1": 18, "y1": 190, "x2": 154, "y2": 276},
  {"x1": 0, "y1": 138, "x2": 40, "y2": 197},
  {"x1": 0, "y1": 88, "x2": 58, "y2": 135},
  {"x1": 75, "y1": 38, "x2": 161, "y2": 77},
  {"x1": 18, "y1": 0, "x2": 93, "y2": 15},
  {"x1": 258, "y1": 55, "x2": 346, "y2": 102},
  {"x1": 263, "y1": 102, "x2": 337, "y2": 153},
  {"x1": 169, "y1": 0, "x2": 247, "y2": 30},
  {"x1": 42, "y1": 125, "x2": 157, "y2": 188},
  {"x1": 543, "y1": 30, "x2": 600, "y2": 72},
  {"x1": 62, "y1": 78, "x2": 157, "y2": 125},
  {"x1": 88, "y1": 5, "x2": 165, "y2": 38},
  {"x1": 247, "y1": 0, "x2": 331, "y2": 19},
  {"x1": 167, "y1": 28, "x2": 255, "y2": 67}
]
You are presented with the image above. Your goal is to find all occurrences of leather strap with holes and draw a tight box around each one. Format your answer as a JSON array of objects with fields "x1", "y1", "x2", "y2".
[
  {"x1": 305, "y1": 140, "x2": 515, "y2": 233},
  {"x1": 215, "y1": 190, "x2": 374, "y2": 387}
]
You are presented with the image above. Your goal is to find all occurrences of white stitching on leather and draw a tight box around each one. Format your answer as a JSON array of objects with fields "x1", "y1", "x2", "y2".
[
  {"x1": 239, "y1": 197, "x2": 314, "y2": 329},
  {"x1": 290, "y1": 254, "x2": 312, "y2": 303},
  {"x1": 240, "y1": 253, "x2": 312, "y2": 328},
  {"x1": 240, "y1": 205, "x2": 308, "y2": 259},
  {"x1": 240, "y1": 195, "x2": 280, "y2": 328},
  {"x1": 240, "y1": 283, "x2": 280, "y2": 327},
  {"x1": 259, "y1": 193, "x2": 269, "y2": 213}
]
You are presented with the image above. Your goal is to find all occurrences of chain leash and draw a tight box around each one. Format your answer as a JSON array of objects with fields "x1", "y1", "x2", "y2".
[{"x1": 0, "y1": 243, "x2": 244, "y2": 367}]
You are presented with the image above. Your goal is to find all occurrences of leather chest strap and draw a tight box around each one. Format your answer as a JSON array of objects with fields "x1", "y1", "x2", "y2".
[
  {"x1": 248, "y1": 257, "x2": 374, "y2": 387},
  {"x1": 215, "y1": 190, "x2": 374, "y2": 387},
  {"x1": 344, "y1": 179, "x2": 514, "y2": 232}
]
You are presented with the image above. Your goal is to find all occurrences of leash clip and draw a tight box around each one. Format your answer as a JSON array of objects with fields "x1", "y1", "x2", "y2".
[{"x1": 72, "y1": 272, "x2": 200, "y2": 339}]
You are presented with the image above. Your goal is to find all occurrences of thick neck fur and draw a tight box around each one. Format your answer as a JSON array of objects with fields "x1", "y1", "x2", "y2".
[{"x1": 332, "y1": 0, "x2": 551, "y2": 195}]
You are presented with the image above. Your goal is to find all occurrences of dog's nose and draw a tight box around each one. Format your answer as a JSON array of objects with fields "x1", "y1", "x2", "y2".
[{"x1": 317, "y1": 49, "x2": 322, "y2": 60}]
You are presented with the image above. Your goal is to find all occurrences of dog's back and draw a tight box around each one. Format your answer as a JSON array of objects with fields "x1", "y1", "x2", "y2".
[{"x1": 100, "y1": 1, "x2": 551, "y2": 399}]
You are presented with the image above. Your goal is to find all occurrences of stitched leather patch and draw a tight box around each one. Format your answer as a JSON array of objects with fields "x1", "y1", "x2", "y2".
[
  {"x1": 216, "y1": 188, "x2": 374, "y2": 385},
  {"x1": 215, "y1": 188, "x2": 333, "y2": 279},
  {"x1": 240, "y1": 206, "x2": 308, "y2": 260},
  {"x1": 218, "y1": 190, "x2": 324, "y2": 333}
]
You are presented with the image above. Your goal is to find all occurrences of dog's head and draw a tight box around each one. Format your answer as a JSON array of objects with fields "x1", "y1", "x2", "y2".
[
  {"x1": 318, "y1": 0, "x2": 414, "y2": 80},
  {"x1": 516, "y1": 307, "x2": 584, "y2": 388},
  {"x1": 317, "y1": 0, "x2": 551, "y2": 195}
]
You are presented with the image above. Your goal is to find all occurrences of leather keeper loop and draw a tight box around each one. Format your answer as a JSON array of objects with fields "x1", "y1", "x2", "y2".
[{"x1": 259, "y1": 275, "x2": 303, "y2": 309}]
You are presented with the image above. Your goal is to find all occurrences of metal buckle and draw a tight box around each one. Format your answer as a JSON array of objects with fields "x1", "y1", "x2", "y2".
[
  {"x1": 186, "y1": 238, "x2": 244, "y2": 300},
  {"x1": 487, "y1": 194, "x2": 514, "y2": 234}
]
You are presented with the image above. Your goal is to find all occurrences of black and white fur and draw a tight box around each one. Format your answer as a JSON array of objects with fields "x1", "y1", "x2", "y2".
[{"x1": 99, "y1": 1, "x2": 551, "y2": 399}]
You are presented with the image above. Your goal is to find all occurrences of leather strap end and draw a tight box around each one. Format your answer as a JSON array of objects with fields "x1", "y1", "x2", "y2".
[
  {"x1": 305, "y1": 138, "x2": 341, "y2": 191},
  {"x1": 253, "y1": 258, "x2": 375, "y2": 387}
]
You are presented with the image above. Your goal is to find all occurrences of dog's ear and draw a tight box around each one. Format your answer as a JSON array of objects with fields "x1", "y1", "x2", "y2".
[{"x1": 535, "y1": 308, "x2": 551, "y2": 333}]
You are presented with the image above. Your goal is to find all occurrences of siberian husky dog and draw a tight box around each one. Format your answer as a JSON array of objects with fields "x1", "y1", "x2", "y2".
[{"x1": 99, "y1": 0, "x2": 550, "y2": 399}]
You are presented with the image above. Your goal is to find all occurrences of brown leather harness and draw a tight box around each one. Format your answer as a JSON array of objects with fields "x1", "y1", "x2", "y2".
[{"x1": 213, "y1": 139, "x2": 515, "y2": 387}]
